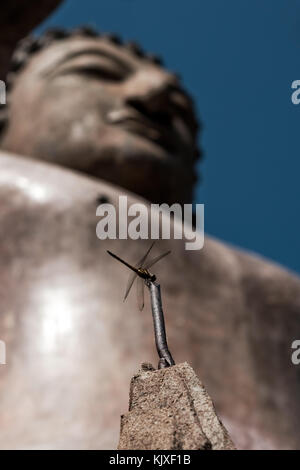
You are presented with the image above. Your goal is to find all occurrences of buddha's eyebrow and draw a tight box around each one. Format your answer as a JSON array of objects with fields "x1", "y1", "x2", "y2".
[{"x1": 44, "y1": 47, "x2": 132, "y2": 75}]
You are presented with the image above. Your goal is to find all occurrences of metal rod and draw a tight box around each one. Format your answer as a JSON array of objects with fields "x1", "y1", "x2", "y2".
[{"x1": 146, "y1": 280, "x2": 175, "y2": 369}]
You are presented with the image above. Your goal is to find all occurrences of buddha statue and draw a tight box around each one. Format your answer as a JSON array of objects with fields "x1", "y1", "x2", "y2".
[{"x1": 0, "y1": 27, "x2": 299, "y2": 450}]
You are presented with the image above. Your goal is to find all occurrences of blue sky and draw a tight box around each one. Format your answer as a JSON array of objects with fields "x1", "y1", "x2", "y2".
[{"x1": 38, "y1": 0, "x2": 300, "y2": 273}]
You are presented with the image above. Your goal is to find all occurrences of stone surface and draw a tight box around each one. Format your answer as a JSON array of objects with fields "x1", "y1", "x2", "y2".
[{"x1": 118, "y1": 362, "x2": 235, "y2": 450}]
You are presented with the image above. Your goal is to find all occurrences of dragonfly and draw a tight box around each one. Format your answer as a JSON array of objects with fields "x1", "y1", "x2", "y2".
[{"x1": 107, "y1": 242, "x2": 171, "y2": 311}]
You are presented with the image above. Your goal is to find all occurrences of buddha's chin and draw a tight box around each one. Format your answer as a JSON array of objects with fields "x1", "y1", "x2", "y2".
[
  {"x1": 87, "y1": 139, "x2": 172, "y2": 177},
  {"x1": 105, "y1": 126, "x2": 173, "y2": 160},
  {"x1": 122, "y1": 133, "x2": 173, "y2": 164},
  {"x1": 81, "y1": 144, "x2": 175, "y2": 200}
]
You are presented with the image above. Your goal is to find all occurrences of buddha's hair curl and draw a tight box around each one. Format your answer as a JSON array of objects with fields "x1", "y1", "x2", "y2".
[{"x1": 0, "y1": 26, "x2": 202, "y2": 164}]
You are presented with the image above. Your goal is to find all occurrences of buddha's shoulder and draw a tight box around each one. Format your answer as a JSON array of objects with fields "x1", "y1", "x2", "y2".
[
  {"x1": 203, "y1": 235, "x2": 300, "y2": 313},
  {"x1": 0, "y1": 150, "x2": 124, "y2": 209}
]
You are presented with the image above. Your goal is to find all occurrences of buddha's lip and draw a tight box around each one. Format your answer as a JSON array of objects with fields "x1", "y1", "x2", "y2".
[{"x1": 106, "y1": 109, "x2": 174, "y2": 152}]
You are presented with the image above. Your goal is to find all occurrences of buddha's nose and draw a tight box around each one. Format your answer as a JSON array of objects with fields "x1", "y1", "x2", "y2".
[{"x1": 123, "y1": 68, "x2": 179, "y2": 113}]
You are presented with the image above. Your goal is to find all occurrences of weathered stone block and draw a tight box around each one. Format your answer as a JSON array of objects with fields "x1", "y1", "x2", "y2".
[{"x1": 118, "y1": 362, "x2": 235, "y2": 450}]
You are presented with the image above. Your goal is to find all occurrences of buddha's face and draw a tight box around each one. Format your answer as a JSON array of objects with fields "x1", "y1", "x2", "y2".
[{"x1": 1, "y1": 36, "x2": 199, "y2": 204}]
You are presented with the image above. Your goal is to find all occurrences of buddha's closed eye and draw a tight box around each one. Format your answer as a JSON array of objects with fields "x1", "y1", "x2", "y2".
[{"x1": 56, "y1": 63, "x2": 127, "y2": 82}]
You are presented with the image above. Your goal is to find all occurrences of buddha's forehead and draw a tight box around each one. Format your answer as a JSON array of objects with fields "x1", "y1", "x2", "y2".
[{"x1": 25, "y1": 36, "x2": 160, "y2": 77}]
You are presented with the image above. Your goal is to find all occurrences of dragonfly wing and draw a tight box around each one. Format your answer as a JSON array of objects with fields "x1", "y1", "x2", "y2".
[
  {"x1": 139, "y1": 241, "x2": 156, "y2": 268},
  {"x1": 123, "y1": 242, "x2": 155, "y2": 302},
  {"x1": 137, "y1": 277, "x2": 145, "y2": 311},
  {"x1": 144, "y1": 250, "x2": 171, "y2": 269},
  {"x1": 123, "y1": 270, "x2": 138, "y2": 302}
]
